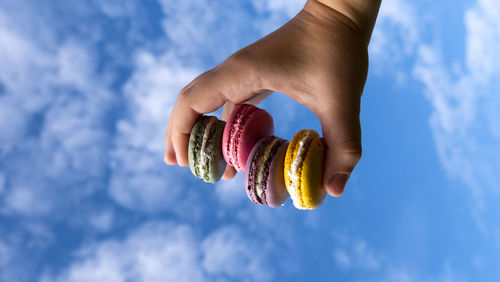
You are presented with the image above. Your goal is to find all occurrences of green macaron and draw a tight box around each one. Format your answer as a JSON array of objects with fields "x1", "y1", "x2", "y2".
[{"x1": 188, "y1": 115, "x2": 227, "y2": 183}]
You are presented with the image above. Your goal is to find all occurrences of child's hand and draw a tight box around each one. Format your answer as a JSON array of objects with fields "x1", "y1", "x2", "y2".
[{"x1": 165, "y1": 0, "x2": 380, "y2": 197}]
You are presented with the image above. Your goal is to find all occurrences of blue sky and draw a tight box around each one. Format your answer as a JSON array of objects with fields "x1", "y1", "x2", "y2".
[{"x1": 0, "y1": 0, "x2": 499, "y2": 281}]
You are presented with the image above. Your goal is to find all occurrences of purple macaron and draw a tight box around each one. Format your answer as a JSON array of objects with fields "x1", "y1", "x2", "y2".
[{"x1": 244, "y1": 136, "x2": 289, "y2": 208}]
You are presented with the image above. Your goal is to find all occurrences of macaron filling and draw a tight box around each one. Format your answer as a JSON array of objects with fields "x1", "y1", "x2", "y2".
[
  {"x1": 287, "y1": 130, "x2": 314, "y2": 209},
  {"x1": 227, "y1": 104, "x2": 257, "y2": 171}
]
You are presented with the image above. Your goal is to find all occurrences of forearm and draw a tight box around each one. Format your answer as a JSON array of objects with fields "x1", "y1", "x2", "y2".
[{"x1": 306, "y1": 0, "x2": 381, "y2": 42}]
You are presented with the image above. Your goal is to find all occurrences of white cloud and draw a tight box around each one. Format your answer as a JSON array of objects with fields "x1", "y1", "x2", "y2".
[
  {"x1": 54, "y1": 43, "x2": 97, "y2": 89},
  {"x1": 97, "y1": 0, "x2": 136, "y2": 18},
  {"x1": 0, "y1": 221, "x2": 55, "y2": 282},
  {"x1": 465, "y1": 0, "x2": 500, "y2": 77},
  {"x1": 0, "y1": 4, "x2": 114, "y2": 216},
  {"x1": 158, "y1": 0, "x2": 264, "y2": 64},
  {"x1": 0, "y1": 240, "x2": 18, "y2": 282},
  {"x1": 331, "y1": 232, "x2": 467, "y2": 282},
  {"x1": 108, "y1": 51, "x2": 208, "y2": 217},
  {"x1": 412, "y1": 0, "x2": 500, "y2": 229},
  {"x1": 214, "y1": 173, "x2": 247, "y2": 207},
  {"x1": 250, "y1": 0, "x2": 304, "y2": 35},
  {"x1": 88, "y1": 209, "x2": 115, "y2": 233},
  {"x1": 371, "y1": 0, "x2": 418, "y2": 54},
  {"x1": 45, "y1": 222, "x2": 275, "y2": 282},
  {"x1": 104, "y1": 0, "x2": 258, "y2": 216},
  {"x1": 5, "y1": 1, "x2": 488, "y2": 282},
  {"x1": 333, "y1": 248, "x2": 352, "y2": 270},
  {"x1": 44, "y1": 222, "x2": 205, "y2": 282},
  {"x1": 370, "y1": 0, "x2": 419, "y2": 82},
  {"x1": 202, "y1": 225, "x2": 273, "y2": 281},
  {"x1": 0, "y1": 172, "x2": 5, "y2": 194},
  {"x1": 107, "y1": 0, "x2": 309, "y2": 214},
  {"x1": 0, "y1": 1, "x2": 299, "y2": 281},
  {"x1": 332, "y1": 233, "x2": 382, "y2": 272},
  {"x1": 369, "y1": 0, "x2": 500, "y2": 233},
  {"x1": 252, "y1": 0, "x2": 304, "y2": 18},
  {"x1": 0, "y1": 240, "x2": 10, "y2": 266},
  {"x1": 4, "y1": 187, "x2": 51, "y2": 215},
  {"x1": 108, "y1": 50, "x2": 299, "y2": 282},
  {"x1": 0, "y1": 0, "x2": 172, "y2": 218}
]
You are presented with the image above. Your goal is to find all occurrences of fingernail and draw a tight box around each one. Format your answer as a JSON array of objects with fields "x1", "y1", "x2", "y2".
[
  {"x1": 328, "y1": 174, "x2": 349, "y2": 196},
  {"x1": 164, "y1": 150, "x2": 177, "y2": 165}
]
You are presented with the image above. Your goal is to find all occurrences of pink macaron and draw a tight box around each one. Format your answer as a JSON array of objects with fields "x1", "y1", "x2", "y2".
[
  {"x1": 245, "y1": 136, "x2": 289, "y2": 208},
  {"x1": 222, "y1": 104, "x2": 274, "y2": 172}
]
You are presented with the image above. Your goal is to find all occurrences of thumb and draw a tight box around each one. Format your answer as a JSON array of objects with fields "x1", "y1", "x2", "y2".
[{"x1": 316, "y1": 102, "x2": 362, "y2": 197}]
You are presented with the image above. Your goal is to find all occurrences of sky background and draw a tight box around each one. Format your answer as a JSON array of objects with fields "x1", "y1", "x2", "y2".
[{"x1": 0, "y1": 0, "x2": 499, "y2": 281}]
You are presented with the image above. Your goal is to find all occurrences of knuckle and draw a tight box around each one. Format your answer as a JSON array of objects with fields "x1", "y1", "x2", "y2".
[
  {"x1": 341, "y1": 139, "x2": 362, "y2": 165},
  {"x1": 178, "y1": 86, "x2": 193, "y2": 103},
  {"x1": 226, "y1": 49, "x2": 254, "y2": 67}
]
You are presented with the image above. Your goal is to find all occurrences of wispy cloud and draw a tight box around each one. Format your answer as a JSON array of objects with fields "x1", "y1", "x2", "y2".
[
  {"x1": 371, "y1": 0, "x2": 500, "y2": 234},
  {"x1": 43, "y1": 222, "x2": 206, "y2": 282},
  {"x1": 201, "y1": 225, "x2": 274, "y2": 281},
  {"x1": 332, "y1": 232, "x2": 383, "y2": 272},
  {"x1": 0, "y1": 220, "x2": 55, "y2": 282},
  {"x1": 332, "y1": 231, "x2": 467, "y2": 282},
  {"x1": 0, "y1": 0, "x2": 162, "y2": 217},
  {"x1": 107, "y1": 0, "x2": 311, "y2": 216},
  {"x1": 251, "y1": 0, "x2": 304, "y2": 34},
  {"x1": 108, "y1": 51, "x2": 203, "y2": 215},
  {"x1": 2, "y1": 0, "x2": 495, "y2": 280},
  {"x1": 88, "y1": 209, "x2": 115, "y2": 233},
  {"x1": 412, "y1": 0, "x2": 500, "y2": 230},
  {"x1": 0, "y1": 7, "x2": 113, "y2": 216},
  {"x1": 370, "y1": 0, "x2": 419, "y2": 83},
  {"x1": 214, "y1": 173, "x2": 247, "y2": 207},
  {"x1": 252, "y1": 0, "x2": 304, "y2": 18},
  {"x1": 44, "y1": 222, "x2": 276, "y2": 282}
]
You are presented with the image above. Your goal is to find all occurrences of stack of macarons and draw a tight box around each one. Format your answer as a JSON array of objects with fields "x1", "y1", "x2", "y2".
[{"x1": 187, "y1": 103, "x2": 326, "y2": 210}]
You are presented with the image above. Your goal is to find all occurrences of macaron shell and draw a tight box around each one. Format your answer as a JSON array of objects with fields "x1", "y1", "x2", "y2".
[
  {"x1": 265, "y1": 141, "x2": 289, "y2": 208},
  {"x1": 188, "y1": 116, "x2": 227, "y2": 183},
  {"x1": 244, "y1": 137, "x2": 267, "y2": 205},
  {"x1": 244, "y1": 137, "x2": 288, "y2": 207},
  {"x1": 222, "y1": 104, "x2": 252, "y2": 169},
  {"x1": 222, "y1": 106, "x2": 240, "y2": 167},
  {"x1": 284, "y1": 129, "x2": 325, "y2": 210},
  {"x1": 299, "y1": 137, "x2": 326, "y2": 209},
  {"x1": 236, "y1": 108, "x2": 273, "y2": 171},
  {"x1": 205, "y1": 120, "x2": 226, "y2": 183},
  {"x1": 222, "y1": 104, "x2": 274, "y2": 172},
  {"x1": 284, "y1": 130, "x2": 310, "y2": 190},
  {"x1": 188, "y1": 116, "x2": 210, "y2": 179}
]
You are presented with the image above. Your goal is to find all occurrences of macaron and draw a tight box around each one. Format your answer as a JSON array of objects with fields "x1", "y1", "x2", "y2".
[
  {"x1": 188, "y1": 115, "x2": 227, "y2": 183},
  {"x1": 245, "y1": 136, "x2": 289, "y2": 208},
  {"x1": 222, "y1": 104, "x2": 274, "y2": 172},
  {"x1": 284, "y1": 129, "x2": 326, "y2": 210}
]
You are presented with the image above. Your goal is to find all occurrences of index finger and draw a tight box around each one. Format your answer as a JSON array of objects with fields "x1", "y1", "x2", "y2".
[
  {"x1": 166, "y1": 53, "x2": 264, "y2": 167},
  {"x1": 167, "y1": 71, "x2": 228, "y2": 167}
]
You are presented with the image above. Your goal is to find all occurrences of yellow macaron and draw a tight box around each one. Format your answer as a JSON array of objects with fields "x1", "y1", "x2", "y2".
[{"x1": 284, "y1": 129, "x2": 326, "y2": 210}]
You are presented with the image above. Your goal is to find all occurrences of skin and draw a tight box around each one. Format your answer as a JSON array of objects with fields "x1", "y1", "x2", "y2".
[{"x1": 165, "y1": 0, "x2": 382, "y2": 197}]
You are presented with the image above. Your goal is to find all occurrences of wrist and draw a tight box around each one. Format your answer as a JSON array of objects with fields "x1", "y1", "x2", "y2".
[{"x1": 305, "y1": 0, "x2": 381, "y2": 42}]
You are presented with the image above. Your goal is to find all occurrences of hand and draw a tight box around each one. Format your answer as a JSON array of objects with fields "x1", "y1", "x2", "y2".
[{"x1": 165, "y1": 0, "x2": 379, "y2": 197}]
